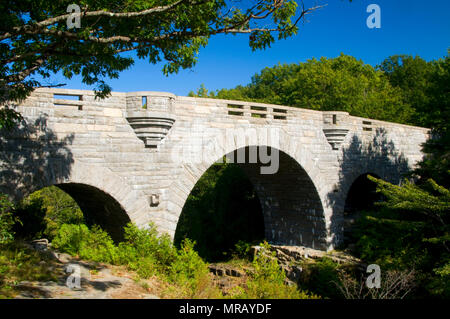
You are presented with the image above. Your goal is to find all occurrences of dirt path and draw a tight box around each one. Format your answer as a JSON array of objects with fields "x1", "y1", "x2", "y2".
[{"x1": 15, "y1": 253, "x2": 160, "y2": 299}]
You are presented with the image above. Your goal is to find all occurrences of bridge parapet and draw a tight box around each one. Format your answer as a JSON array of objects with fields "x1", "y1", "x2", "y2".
[
  {"x1": 18, "y1": 89, "x2": 429, "y2": 152},
  {"x1": 125, "y1": 91, "x2": 176, "y2": 112},
  {"x1": 224, "y1": 102, "x2": 290, "y2": 121}
]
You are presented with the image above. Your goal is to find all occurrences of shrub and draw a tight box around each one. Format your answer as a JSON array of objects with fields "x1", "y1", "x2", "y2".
[
  {"x1": 427, "y1": 258, "x2": 450, "y2": 298},
  {"x1": 118, "y1": 223, "x2": 177, "y2": 270},
  {"x1": 299, "y1": 257, "x2": 344, "y2": 299},
  {"x1": 232, "y1": 240, "x2": 253, "y2": 260},
  {"x1": 80, "y1": 225, "x2": 118, "y2": 263},
  {"x1": 52, "y1": 222, "x2": 177, "y2": 274},
  {"x1": 351, "y1": 177, "x2": 450, "y2": 298},
  {"x1": 0, "y1": 194, "x2": 18, "y2": 244},
  {"x1": 336, "y1": 268, "x2": 416, "y2": 299},
  {"x1": 130, "y1": 257, "x2": 158, "y2": 279},
  {"x1": 234, "y1": 242, "x2": 320, "y2": 299},
  {"x1": 9, "y1": 187, "x2": 83, "y2": 241},
  {"x1": 354, "y1": 211, "x2": 428, "y2": 270},
  {"x1": 119, "y1": 226, "x2": 220, "y2": 297},
  {"x1": 52, "y1": 223, "x2": 118, "y2": 263},
  {"x1": 169, "y1": 239, "x2": 210, "y2": 290},
  {"x1": 51, "y1": 223, "x2": 90, "y2": 256},
  {"x1": 251, "y1": 242, "x2": 286, "y2": 285}
]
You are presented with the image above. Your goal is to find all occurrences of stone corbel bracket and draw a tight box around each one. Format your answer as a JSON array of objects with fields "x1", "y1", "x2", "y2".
[
  {"x1": 322, "y1": 111, "x2": 350, "y2": 150},
  {"x1": 125, "y1": 92, "x2": 176, "y2": 149}
]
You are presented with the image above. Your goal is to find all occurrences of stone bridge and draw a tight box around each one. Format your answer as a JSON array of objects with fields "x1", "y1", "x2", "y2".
[{"x1": 0, "y1": 88, "x2": 429, "y2": 250}]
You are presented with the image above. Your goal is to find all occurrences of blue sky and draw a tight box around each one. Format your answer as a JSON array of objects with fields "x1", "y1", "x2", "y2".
[{"x1": 42, "y1": 0, "x2": 450, "y2": 96}]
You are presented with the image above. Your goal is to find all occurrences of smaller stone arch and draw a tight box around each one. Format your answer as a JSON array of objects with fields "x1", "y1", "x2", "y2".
[
  {"x1": 342, "y1": 172, "x2": 382, "y2": 247},
  {"x1": 6, "y1": 159, "x2": 150, "y2": 242},
  {"x1": 66, "y1": 161, "x2": 150, "y2": 225},
  {"x1": 344, "y1": 173, "x2": 381, "y2": 214},
  {"x1": 56, "y1": 183, "x2": 131, "y2": 242}
]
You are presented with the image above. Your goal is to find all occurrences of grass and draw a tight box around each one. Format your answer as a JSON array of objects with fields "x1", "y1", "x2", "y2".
[{"x1": 0, "y1": 241, "x2": 61, "y2": 298}]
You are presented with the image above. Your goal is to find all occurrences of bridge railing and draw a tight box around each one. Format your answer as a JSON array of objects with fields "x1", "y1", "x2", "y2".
[
  {"x1": 126, "y1": 92, "x2": 176, "y2": 113},
  {"x1": 52, "y1": 93, "x2": 85, "y2": 110},
  {"x1": 21, "y1": 88, "x2": 127, "y2": 113},
  {"x1": 225, "y1": 103, "x2": 289, "y2": 121},
  {"x1": 21, "y1": 89, "x2": 429, "y2": 138}
]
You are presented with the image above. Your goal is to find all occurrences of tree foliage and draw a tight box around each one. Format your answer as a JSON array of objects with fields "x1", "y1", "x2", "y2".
[
  {"x1": 0, "y1": 106, "x2": 23, "y2": 131},
  {"x1": 378, "y1": 54, "x2": 450, "y2": 188},
  {"x1": 414, "y1": 131, "x2": 450, "y2": 188},
  {"x1": 13, "y1": 186, "x2": 83, "y2": 240},
  {"x1": 193, "y1": 52, "x2": 450, "y2": 128},
  {"x1": 352, "y1": 176, "x2": 450, "y2": 298},
  {"x1": 377, "y1": 53, "x2": 450, "y2": 187},
  {"x1": 378, "y1": 53, "x2": 450, "y2": 131},
  {"x1": 0, "y1": 0, "x2": 321, "y2": 104},
  {"x1": 231, "y1": 241, "x2": 319, "y2": 299},
  {"x1": 0, "y1": 194, "x2": 18, "y2": 243},
  {"x1": 368, "y1": 176, "x2": 449, "y2": 253},
  {"x1": 198, "y1": 54, "x2": 413, "y2": 123}
]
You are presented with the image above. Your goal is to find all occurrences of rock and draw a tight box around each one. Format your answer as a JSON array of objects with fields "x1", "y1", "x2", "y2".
[
  {"x1": 209, "y1": 264, "x2": 244, "y2": 278},
  {"x1": 44, "y1": 250, "x2": 61, "y2": 261},
  {"x1": 249, "y1": 244, "x2": 364, "y2": 285},
  {"x1": 30, "y1": 239, "x2": 49, "y2": 251},
  {"x1": 230, "y1": 269, "x2": 243, "y2": 277},
  {"x1": 57, "y1": 252, "x2": 73, "y2": 263}
]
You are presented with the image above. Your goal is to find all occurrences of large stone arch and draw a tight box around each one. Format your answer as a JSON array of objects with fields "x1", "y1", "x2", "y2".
[
  {"x1": 236, "y1": 147, "x2": 327, "y2": 249},
  {"x1": 165, "y1": 128, "x2": 329, "y2": 250}
]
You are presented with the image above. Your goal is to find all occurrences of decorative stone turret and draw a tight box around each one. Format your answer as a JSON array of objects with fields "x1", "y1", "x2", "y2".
[
  {"x1": 322, "y1": 111, "x2": 350, "y2": 150},
  {"x1": 125, "y1": 92, "x2": 176, "y2": 148}
]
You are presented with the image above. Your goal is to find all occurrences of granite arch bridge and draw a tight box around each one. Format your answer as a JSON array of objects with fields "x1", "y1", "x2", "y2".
[{"x1": 0, "y1": 88, "x2": 429, "y2": 249}]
